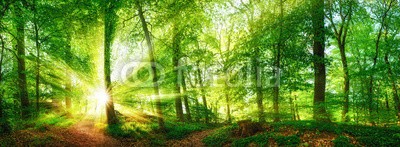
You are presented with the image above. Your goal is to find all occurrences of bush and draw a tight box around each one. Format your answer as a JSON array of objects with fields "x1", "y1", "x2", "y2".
[
  {"x1": 0, "y1": 119, "x2": 12, "y2": 134},
  {"x1": 202, "y1": 125, "x2": 238, "y2": 147},
  {"x1": 106, "y1": 123, "x2": 148, "y2": 138},
  {"x1": 166, "y1": 122, "x2": 208, "y2": 139},
  {"x1": 333, "y1": 136, "x2": 353, "y2": 147},
  {"x1": 232, "y1": 133, "x2": 271, "y2": 147},
  {"x1": 274, "y1": 135, "x2": 300, "y2": 146}
]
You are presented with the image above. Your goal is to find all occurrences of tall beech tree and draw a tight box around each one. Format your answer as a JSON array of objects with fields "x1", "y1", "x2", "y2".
[
  {"x1": 135, "y1": 0, "x2": 165, "y2": 130},
  {"x1": 311, "y1": 0, "x2": 329, "y2": 122},
  {"x1": 104, "y1": 0, "x2": 118, "y2": 125}
]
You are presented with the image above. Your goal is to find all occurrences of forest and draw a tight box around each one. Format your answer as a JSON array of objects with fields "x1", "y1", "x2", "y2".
[{"x1": 1, "y1": 0, "x2": 400, "y2": 146}]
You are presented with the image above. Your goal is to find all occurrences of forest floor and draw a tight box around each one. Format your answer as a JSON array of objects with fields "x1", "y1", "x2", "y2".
[
  {"x1": 2, "y1": 119, "x2": 400, "y2": 146},
  {"x1": 0, "y1": 119, "x2": 216, "y2": 146}
]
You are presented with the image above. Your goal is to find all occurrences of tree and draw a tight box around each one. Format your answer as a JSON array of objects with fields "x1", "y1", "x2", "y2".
[
  {"x1": 135, "y1": 0, "x2": 165, "y2": 131},
  {"x1": 15, "y1": 0, "x2": 30, "y2": 119},
  {"x1": 326, "y1": 0, "x2": 355, "y2": 122},
  {"x1": 104, "y1": 0, "x2": 118, "y2": 125},
  {"x1": 311, "y1": 0, "x2": 329, "y2": 122},
  {"x1": 367, "y1": 0, "x2": 395, "y2": 125},
  {"x1": 172, "y1": 25, "x2": 184, "y2": 122}
]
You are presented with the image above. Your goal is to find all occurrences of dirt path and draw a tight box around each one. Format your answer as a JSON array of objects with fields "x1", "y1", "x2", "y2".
[
  {"x1": 57, "y1": 120, "x2": 122, "y2": 146},
  {"x1": 165, "y1": 129, "x2": 215, "y2": 147}
]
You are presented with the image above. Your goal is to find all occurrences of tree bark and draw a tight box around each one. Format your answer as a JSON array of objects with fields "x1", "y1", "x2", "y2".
[
  {"x1": 64, "y1": 34, "x2": 73, "y2": 111},
  {"x1": 15, "y1": 4, "x2": 30, "y2": 119},
  {"x1": 136, "y1": 0, "x2": 165, "y2": 130},
  {"x1": 0, "y1": 35, "x2": 5, "y2": 118},
  {"x1": 326, "y1": 0, "x2": 353, "y2": 122},
  {"x1": 384, "y1": 47, "x2": 400, "y2": 124},
  {"x1": 104, "y1": 0, "x2": 118, "y2": 125},
  {"x1": 196, "y1": 62, "x2": 209, "y2": 123},
  {"x1": 172, "y1": 26, "x2": 184, "y2": 122},
  {"x1": 181, "y1": 70, "x2": 191, "y2": 122},
  {"x1": 254, "y1": 47, "x2": 265, "y2": 123},
  {"x1": 273, "y1": 0, "x2": 284, "y2": 122},
  {"x1": 33, "y1": 3, "x2": 41, "y2": 113},
  {"x1": 312, "y1": 0, "x2": 329, "y2": 122}
]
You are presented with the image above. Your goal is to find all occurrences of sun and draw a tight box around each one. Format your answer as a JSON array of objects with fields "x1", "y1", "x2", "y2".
[{"x1": 93, "y1": 88, "x2": 109, "y2": 106}]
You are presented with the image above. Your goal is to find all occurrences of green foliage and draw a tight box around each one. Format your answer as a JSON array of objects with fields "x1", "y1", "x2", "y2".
[
  {"x1": 232, "y1": 133, "x2": 272, "y2": 147},
  {"x1": 341, "y1": 124, "x2": 400, "y2": 146},
  {"x1": 0, "y1": 119, "x2": 13, "y2": 134},
  {"x1": 106, "y1": 122, "x2": 148, "y2": 139},
  {"x1": 202, "y1": 124, "x2": 238, "y2": 146},
  {"x1": 31, "y1": 113, "x2": 75, "y2": 131},
  {"x1": 333, "y1": 136, "x2": 353, "y2": 147},
  {"x1": 166, "y1": 122, "x2": 210, "y2": 139},
  {"x1": 274, "y1": 135, "x2": 301, "y2": 146}
]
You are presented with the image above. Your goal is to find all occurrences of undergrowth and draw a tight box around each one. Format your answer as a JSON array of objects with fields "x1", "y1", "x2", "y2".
[{"x1": 202, "y1": 121, "x2": 400, "y2": 147}]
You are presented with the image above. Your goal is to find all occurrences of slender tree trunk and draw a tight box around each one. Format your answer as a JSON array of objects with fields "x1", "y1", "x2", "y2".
[
  {"x1": 0, "y1": 35, "x2": 5, "y2": 118},
  {"x1": 64, "y1": 35, "x2": 73, "y2": 110},
  {"x1": 33, "y1": 6, "x2": 41, "y2": 113},
  {"x1": 172, "y1": 26, "x2": 184, "y2": 122},
  {"x1": 196, "y1": 62, "x2": 209, "y2": 123},
  {"x1": 136, "y1": 0, "x2": 165, "y2": 130},
  {"x1": 225, "y1": 85, "x2": 231, "y2": 123},
  {"x1": 223, "y1": 36, "x2": 231, "y2": 123},
  {"x1": 273, "y1": 0, "x2": 284, "y2": 122},
  {"x1": 15, "y1": 5, "x2": 30, "y2": 119},
  {"x1": 326, "y1": 0, "x2": 353, "y2": 123},
  {"x1": 182, "y1": 70, "x2": 191, "y2": 122},
  {"x1": 340, "y1": 43, "x2": 350, "y2": 122},
  {"x1": 312, "y1": 0, "x2": 329, "y2": 122},
  {"x1": 104, "y1": 0, "x2": 118, "y2": 125},
  {"x1": 368, "y1": 0, "x2": 394, "y2": 125},
  {"x1": 385, "y1": 52, "x2": 400, "y2": 124},
  {"x1": 254, "y1": 48, "x2": 265, "y2": 122},
  {"x1": 294, "y1": 95, "x2": 300, "y2": 121}
]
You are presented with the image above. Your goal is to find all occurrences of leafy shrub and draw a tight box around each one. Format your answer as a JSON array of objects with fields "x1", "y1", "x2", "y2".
[
  {"x1": 202, "y1": 124, "x2": 238, "y2": 147},
  {"x1": 232, "y1": 133, "x2": 272, "y2": 147},
  {"x1": 166, "y1": 122, "x2": 208, "y2": 139},
  {"x1": 106, "y1": 123, "x2": 148, "y2": 138},
  {"x1": 32, "y1": 113, "x2": 75, "y2": 130},
  {"x1": 274, "y1": 135, "x2": 300, "y2": 146},
  {"x1": 333, "y1": 136, "x2": 353, "y2": 147},
  {"x1": 0, "y1": 119, "x2": 12, "y2": 134}
]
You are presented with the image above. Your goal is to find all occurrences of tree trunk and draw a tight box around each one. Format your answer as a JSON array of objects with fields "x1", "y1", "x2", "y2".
[
  {"x1": 65, "y1": 36, "x2": 72, "y2": 110},
  {"x1": 104, "y1": 0, "x2": 118, "y2": 125},
  {"x1": 312, "y1": 0, "x2": 329, "y2": 122},
  {"x1": 339, "y1": 43, "x2": 350, "y2": 122},
  {"x1": 0, "y1": 35, "x2": 4, "y2": 118},
  {"x1": 367, "y1": 0, "x2": 394, "y2": 125},
  {"x1": 182, "y1": 70, "x2": 191, "y2": 122},
  {"x1": 136, "y1": 0, "x2": 165, "y2": 130},
  {"x1": 172, "y1": 26, "x2": 184, "y2": 122},
  {"x1": 273, "y1": 0, "x2": 284, "y2": 122},
  {"x1": 385, "y1": 52, "x2": 400, "y2": 124},
  {"x1": 15, "y1": 5, "x2": 30, "y2": 119},
  {"x1": 326, "y1": 0, "x2": 353, "y2": 122},
  {"x1": 254, "y1": 48, "x2": 265, "y2": 123},
  {"x1": 33, "y1": 6, "x2": 41, "y2": 113},
  {"x1": 196, "y1": 62, "x2": 209, "y2": 123}
]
